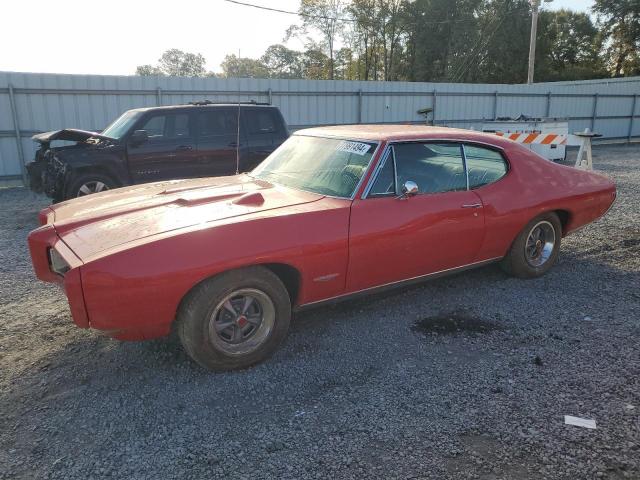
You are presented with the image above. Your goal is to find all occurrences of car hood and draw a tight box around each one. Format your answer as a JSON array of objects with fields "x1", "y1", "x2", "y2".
[
  {"x1": 32, "y1": 129, "x2": 115, "y2": 145},
  {"x1": 46, "y1": 175, "x2": 324, "y2": 261}
]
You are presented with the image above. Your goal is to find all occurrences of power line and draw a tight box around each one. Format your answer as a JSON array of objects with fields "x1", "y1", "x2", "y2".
[
  {"x1": 448, "y1": 5, "x2": 532, "y2": 82},
  {"x1": 222, "y1": 0, "x2": 522, "y2": 26},
  {"x1": 451, "y1": 12, "x2": 510, "y2": 83},
  {"x1": 222, "y1": 0, "x2": 356, "y2": 22}
]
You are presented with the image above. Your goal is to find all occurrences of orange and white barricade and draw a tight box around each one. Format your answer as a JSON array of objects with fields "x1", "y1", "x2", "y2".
[{"x1": 494, "y1": 132, "x2": 567, "y2": 146}]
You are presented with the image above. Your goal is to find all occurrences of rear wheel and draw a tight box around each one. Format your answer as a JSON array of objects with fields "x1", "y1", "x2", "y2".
[
  {"x1": 66, "y1": 173, "x2": 116, "y2": 199},
  {"x1": 500, "y1": 213, "x2": 562, "y2": 279},
  {"x1": 176, "y1": 267, "x2": 291, "y2": 371}
]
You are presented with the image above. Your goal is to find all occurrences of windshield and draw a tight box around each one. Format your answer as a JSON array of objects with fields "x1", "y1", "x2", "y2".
[
  {"x1": 251, "y1": 135, "x2": 377, "y2": 198},
  {"x1": 101, "y1": 110, "x2": 143, "y2": 139}
]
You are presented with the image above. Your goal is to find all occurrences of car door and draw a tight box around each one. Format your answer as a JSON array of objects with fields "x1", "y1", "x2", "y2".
[
  {"x1": 347, "y1": 142, "x2": 486, "y2": 292},
  {"x1": 195, "y1": 108, "x2": 247, "y2": 177},
  {"x1": 242, "y1": 108, "x2": 283, "y2": 171},
  {"x1": 127, "y1": 110, "x2": 198, "y2": 183}
]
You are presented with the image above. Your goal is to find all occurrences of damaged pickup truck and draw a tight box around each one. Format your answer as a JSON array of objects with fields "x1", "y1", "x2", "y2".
[
  {"x1": 27, "y1": 129, "x2": 119, "y2": 201},
  {"x1": 26, "y1": 102, "x2": 289, "y2": 202}
]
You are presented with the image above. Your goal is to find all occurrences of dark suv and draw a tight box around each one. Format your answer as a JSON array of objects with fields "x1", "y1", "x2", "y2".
[{"x1": 26, "y1": 102, "x2": 289, "y2": 202}]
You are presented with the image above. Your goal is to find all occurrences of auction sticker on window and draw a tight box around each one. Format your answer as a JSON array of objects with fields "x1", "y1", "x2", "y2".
[{"x1": 336, "y1": 141, "x2": 371, "y2": 156}]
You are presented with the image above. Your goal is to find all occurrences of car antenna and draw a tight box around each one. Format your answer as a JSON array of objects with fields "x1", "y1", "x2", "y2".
[{"x1": 235, "y1": 49, "x2": 241, "y2": 175}]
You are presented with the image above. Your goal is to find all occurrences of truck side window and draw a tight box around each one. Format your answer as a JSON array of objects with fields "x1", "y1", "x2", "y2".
[
  {"x1": 198, "y1": 111, "x2": 237, "y2": 137},
  {"x1": 142, "y1": 115, "x2": 165, "y2": 139},
  {"x1": 172, "y1": 114, "x2": 190, "y2": 138},
  {"x1": 140, "y1": 114, "x2": 191, "y2": 141},
  {"x1": 246, "y1": 110, "x2": 277, "y2": 134}
]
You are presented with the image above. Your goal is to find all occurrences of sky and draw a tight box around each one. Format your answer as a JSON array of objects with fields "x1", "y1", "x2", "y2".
[{"x1": 0, "y1": 0, "x2": 593, "y2": 76}]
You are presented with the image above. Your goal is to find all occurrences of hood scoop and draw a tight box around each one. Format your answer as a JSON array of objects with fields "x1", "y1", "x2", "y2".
[
  {"x1": 175, "y1": 191, "x2": 243, "y2": 206},
  {"x1": 232, "y1": 192, "x2": 265, "y2": 206}
]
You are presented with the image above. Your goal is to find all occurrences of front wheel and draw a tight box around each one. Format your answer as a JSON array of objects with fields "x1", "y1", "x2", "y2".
[
  {"x1": 176, "y1": 267, "x2": 291, "y2": 371},
  {"x1": 66, "y1": 173, "x2": 116, "y2": 199},
  {"x1": 500, "y1": 213, "x2": 562, "y2": 279}
]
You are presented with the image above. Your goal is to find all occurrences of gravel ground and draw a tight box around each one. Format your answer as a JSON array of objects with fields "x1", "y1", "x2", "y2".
[{"x1": 1, "y1": 144, "x2": 639, "y2": 480}]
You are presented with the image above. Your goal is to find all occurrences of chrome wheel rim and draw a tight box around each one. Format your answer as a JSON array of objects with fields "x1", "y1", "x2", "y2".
[
  {"x1": 208, "y1": 288, "x2": 275, "y2": 356},
  {"x1": 525, "y1": 221, "x2": 556, "y2": 267},
  {"x1": 77, "y1": 181, "x2": 109, "y2": 196}
]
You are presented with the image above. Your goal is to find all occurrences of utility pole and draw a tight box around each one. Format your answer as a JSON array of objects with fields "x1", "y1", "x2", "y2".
[
  {"x1": 527, "y1": 0, "x2": 540, "y2": 84},
  {"x1": 527, "y1": 0, "x2": 552, "y2": 84}
]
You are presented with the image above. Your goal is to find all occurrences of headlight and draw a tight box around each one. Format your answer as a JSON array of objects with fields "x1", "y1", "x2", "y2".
[{"x1": 48, "y1": 247, "x2": 70, "y2": 275}]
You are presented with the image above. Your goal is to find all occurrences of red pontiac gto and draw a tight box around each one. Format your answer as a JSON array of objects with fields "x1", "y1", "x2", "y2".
[{"x1": 28, "y1": 125, "x2": 616, "y2": 370}]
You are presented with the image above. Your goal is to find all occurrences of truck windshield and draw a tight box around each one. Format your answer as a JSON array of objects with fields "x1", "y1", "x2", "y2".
[
  {"x1": 251, "y1": 135, "x2": 377, "y2": 198},
  {"x1": 101, "y1": 110, "x2": 143, "y2": 139}
]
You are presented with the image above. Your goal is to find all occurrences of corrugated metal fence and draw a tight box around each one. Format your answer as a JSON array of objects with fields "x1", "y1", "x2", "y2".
[{"x1": 1, "y1": 71, "x2": 639, "y2": 182}]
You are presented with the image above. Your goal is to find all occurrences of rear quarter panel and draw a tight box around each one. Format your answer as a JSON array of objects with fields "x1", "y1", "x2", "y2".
[{"x1": 475, "y1": 143, "x2": 616, "y2": 260}]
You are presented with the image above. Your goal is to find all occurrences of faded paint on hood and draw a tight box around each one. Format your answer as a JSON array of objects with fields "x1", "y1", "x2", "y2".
[{"x1": 49, "y1": 174, "x2": 323, "y2": 261}]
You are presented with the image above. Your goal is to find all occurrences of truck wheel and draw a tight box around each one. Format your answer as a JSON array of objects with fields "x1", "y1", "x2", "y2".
[
  {"x1": 176, "y1": 266, "x2": 291, "y2": 371},
  {"x1": 67, "y1": 173, "x2": 116, "y2": 199},
  {"x1": 500, "y1": 212, "x2": 562, "y2": 279}
]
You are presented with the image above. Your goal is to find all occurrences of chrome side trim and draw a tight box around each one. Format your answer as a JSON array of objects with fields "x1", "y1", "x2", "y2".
[
  {"x1": 313, "y1": 273, "x2": 340, "y2": 282},
  {"x1": 348, "y1": 140, "x2": 383, "y2": 200},
  {"x1": 296, "y1": 256, "x2": 503, "y2": 311},
  {"x1": 386, "y1": 138, "x2": 507, "y2": 151},
  {"x1": 391, "y1": 146, "x2": 398, "y2": 195},
  {"x1": 362, "y1": 145, "x2": 391, "y2": 198},
  {"x1": 461, "y1": 144, "x2": 471, "y2": 191}
]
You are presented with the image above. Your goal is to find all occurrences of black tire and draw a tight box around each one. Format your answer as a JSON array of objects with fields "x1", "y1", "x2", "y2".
[
  {"x1": 66, "y1": 173, "x2": 116, "y2": 200},
  {"x1": 176, "y1": 266, "x2": 291, "y2": 371},
  {"x1": 500, "y1": 212, "x2": 562, "y2": 279}
]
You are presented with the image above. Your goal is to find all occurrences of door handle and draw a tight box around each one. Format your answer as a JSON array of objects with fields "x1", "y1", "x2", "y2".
[
  {"x1": 461, "y1": 203, "x2": 482, "y2": 208},
  {"x1": 176, "y1": 145, "x2": 193, "y2": 151},
  {"x1": 228, "y1": 142, "x2": 239, "y2": 147}
]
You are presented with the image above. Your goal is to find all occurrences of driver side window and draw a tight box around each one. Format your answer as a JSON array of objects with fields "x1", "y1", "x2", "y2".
[
  {"x1": 369, "y1": 142, "x2": 467, "y2": 197},
  {"x1": 394, "y1": 143, "x2": 466, "y2": 194}
]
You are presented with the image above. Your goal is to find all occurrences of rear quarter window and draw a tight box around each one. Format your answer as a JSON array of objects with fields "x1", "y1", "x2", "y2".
[{"x1": 464, "y1": 145, "x2": 508, "y2": 189}]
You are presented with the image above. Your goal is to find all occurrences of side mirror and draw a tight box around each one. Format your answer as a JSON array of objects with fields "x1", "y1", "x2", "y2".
[
  {"x1": 398, "y1": 180, "x2": 419, "y2": 199},
  {"x1": 129, "y1": 129, "x2": 149, "y2": 146}
]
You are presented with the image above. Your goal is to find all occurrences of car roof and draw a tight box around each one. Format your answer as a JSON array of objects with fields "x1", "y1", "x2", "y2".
[
  {"x1": 294, "y1": 124, "x2": 513, "y2": 147},
  {"x1": 127, "y1": 104, "x2": 276, "y2": 114}
]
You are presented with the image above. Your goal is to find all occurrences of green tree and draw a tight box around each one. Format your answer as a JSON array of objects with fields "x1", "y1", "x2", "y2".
[
  {"x1": 301, "y1": 45, "x2": 331, "y2": 79},
  {"x1": 220, "y1": 54, "x2": 270, "y2": 78},
  {"x1": 457, "y1": 0, "x2": 531, "y2": 83},
  {"x1": 135, "y1": 64, "x2": 163, "y2": 76},
  {"x1": 334, "y1": 47, "x2": 358, "y2": 79},
  {"x1": 135, "y1": 49, "x2": 207, "y2": 77},
  {"x1": 593, "y1": 0, "x2": 640, "y2": 76},
  {"x1": 289, "y1": 0, "x2": 348, "y2": 79},
  {"x1": 346, "y1": 0, "x2": 405, "y2": 81},
  {"x1": 399, "y1": 0, "x2": 483, "y2": 82},
  {"x1": 260, "y1": 44, "x2": 304, "y2": 78},
  {"x1": 536, "y1": 9, "x2": 606, "y2": 81}
]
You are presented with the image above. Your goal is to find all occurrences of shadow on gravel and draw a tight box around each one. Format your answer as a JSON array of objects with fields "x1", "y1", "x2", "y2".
[{"x1": 411, "y1": 312, "x2": 501, "y2": 336}]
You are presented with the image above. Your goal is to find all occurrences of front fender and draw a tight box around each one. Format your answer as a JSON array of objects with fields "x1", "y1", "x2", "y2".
[{"x1": 77, "y1": 199, "x2": 351, "y2": 340}]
